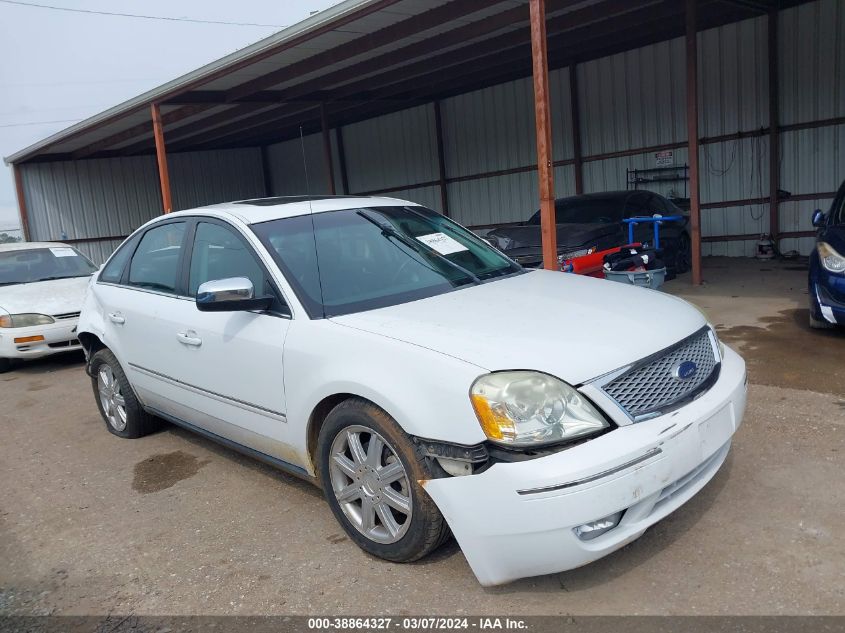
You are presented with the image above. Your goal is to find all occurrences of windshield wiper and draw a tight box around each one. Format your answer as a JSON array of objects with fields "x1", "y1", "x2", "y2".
[
  {"x1": 355, "y1": 210, "x2": 481, "y2": 285},
  {"x1": 32, "y1": 275, "x2": 91, "y2": 282}
]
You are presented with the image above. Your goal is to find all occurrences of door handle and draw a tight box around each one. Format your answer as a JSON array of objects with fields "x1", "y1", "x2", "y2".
[
  {"x1": 108, "y1": 312, "x2": 125, "y2": 325},
  {"x1": 176, "y1": 331, "x2": 202, "y2": 347}
]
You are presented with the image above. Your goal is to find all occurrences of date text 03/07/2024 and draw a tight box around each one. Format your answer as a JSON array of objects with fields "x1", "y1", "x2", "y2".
[{"x1": 306, "y1": 618, "x2": 528, "y2": 630}]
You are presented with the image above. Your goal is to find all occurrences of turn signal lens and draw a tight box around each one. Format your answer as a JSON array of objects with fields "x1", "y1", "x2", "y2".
[
  {"x1": 818, "y1": 242, "x2": 845, "y2": 274},
  {"x1": 470, "y1": 394, "x2": 515, "y2": 441},
  {"x1": 0, "y1": 315, "x2": 10, "y2": 328},
  {"x1": 14, "y1": 335, "x2": 45, "y2": 344}
]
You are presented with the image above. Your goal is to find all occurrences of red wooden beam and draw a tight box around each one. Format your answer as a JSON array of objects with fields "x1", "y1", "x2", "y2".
[
  {"x1": 433, "y1": 101, "x2": 450, "y2": 216},
  {"x1": 72, "y1": 105, "x2": 214, "y2": 159},
  {"x1": 686, "y1": 0, "x2": 702, "y2": 285},
  {"x1": 226, "y1": 0, "x2": 514, "y2": 102},
  {"x1": 335, "y1": 127, "x2": 350, "y2": 194},
  {"x1": 151, "y1": 103, "x2": 173, "y2": 213},
  {"x1": 120, "y1": 0, "x2": 693, "y2": 156},
  {"x1": 12, "y1": 165, "x2": 31, "y2": 241},
  {"x1": 569, "y1": 64, "x2": 584, "y2": 194},
  {"x1": 320, "y1": 103, "x2": 336, "y2": 195},
  {"x1": 260, "y1": 145, "x2": 273, "y2": 196},
  {"x1": 768, "y1": 8, "x2": 780, "y2": 246},
  {"x1": 530, "y1": 0, "x2": 558, "y2": 271}
]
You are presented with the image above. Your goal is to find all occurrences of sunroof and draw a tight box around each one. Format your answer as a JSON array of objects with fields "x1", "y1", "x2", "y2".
[{"x1": 236, "y1": 195, "x2": 363, "y2": 207}]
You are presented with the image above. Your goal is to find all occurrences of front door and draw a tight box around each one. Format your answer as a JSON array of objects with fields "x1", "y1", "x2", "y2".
[{"x1": 162, "y1": 219, "x2": 295, "y2": 464}]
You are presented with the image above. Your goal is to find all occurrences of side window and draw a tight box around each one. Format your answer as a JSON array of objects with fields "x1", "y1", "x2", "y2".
[
  {"x1": 99, "y1": 235, "x2": 138, "y2": 284},
  {"x1": 127, "y1": 222, "x2": 186, "y2": 294},
  {"x1": 188, "y1": 222, "x2": 266, "y2": 296}
]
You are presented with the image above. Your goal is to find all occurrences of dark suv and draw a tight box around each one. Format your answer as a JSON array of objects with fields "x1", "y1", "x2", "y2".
[
  {"x1": 482, "y1": 190, "x2": 691, "y2": 277},
  {"x1": 809, "y1": 179, "x2": 845, "y2": 329}
]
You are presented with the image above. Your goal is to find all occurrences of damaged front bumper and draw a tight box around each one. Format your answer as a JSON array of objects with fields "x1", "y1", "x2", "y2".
[{"x1": 423, "y1": 346, "x2": 747, "y2": 586}]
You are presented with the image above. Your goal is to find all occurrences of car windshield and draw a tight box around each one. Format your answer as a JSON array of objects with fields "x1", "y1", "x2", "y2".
[
  {"x1": 0, "y1": 246, "x2": 97, "y2": 286},
  {"x1": 528, "y1": 197, "x2": 623, "y2": 225},
  {"x1": 252, "y1": 205, "x2": 522, "y2": 318}
]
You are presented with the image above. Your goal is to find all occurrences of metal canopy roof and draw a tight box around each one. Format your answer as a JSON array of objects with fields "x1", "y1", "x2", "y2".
[{"x1": 5, "y1": 0, "x2": 808, "y2": 165}]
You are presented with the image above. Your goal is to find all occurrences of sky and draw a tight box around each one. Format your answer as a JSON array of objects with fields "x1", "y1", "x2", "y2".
[{"x1": 0, "y1": 0, "x2": 344, "y2": 234}]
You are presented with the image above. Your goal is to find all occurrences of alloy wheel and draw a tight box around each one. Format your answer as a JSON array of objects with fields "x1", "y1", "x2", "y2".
[
  {"x1": 328, "y1": 425, "x2": 413, "y2": 544},
  {"x1": 97, "y1": 364, "x2": 127, "y2": 432}
]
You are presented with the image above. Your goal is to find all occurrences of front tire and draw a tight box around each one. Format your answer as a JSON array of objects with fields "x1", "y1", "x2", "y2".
[
  {"x1": 89, "y1": 348, "x2": 159, "y2": 438},
  {"x1": 318, "y1": 398, "x2": 449, "y2": 562},
  {"x1": 0, "y1": 358, "x2": 11, "y2": 373}
]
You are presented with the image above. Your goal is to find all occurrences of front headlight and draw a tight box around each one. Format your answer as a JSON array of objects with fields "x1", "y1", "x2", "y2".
[
  {"x1": 0, "y1": 313, "x2": 55, "y2": 328},
  {"x1": 818, "y1": 242, "x2": 845, "y2": 274},
  {"x1": 470, "y1": 371, "x2": 609, "y2": 447}
]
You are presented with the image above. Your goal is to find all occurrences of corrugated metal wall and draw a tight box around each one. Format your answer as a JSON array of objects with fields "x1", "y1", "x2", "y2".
[
  {"x1": 17, "y1": 0, "x2": 845, "y2": 262},
  {"x1": 19, "y1": 147, "x2": 265, "y2": 262},
  {"x1": 341, "y1": 104, "x2": 439, "y2": 194},
  {"x1": 265, "y1": 132, "x2": 342, "y2": 196},
  {"x1": 263, "y1": 6, "x2": 844, "y2": 258},
  {"x1": 778, "y1": 0, "x2": 845, "y2": 255}
]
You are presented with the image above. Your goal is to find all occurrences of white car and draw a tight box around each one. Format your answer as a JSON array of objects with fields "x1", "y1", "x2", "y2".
[
  {"x1": 77, "y1": 196, "x2": 747, "y2": 586},
  {"x1": 0, "y1": 241, "x2": 98, "y2": 372}
]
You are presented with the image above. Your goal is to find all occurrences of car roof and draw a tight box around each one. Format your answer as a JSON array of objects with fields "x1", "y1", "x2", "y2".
[
  {"x1": 0, "y1": 241, "x2": 73, "y2": 252},
  {"x1": 557, "y1": 190, "x2": 648, "y2": 203},
  {"x1": 165, "y1": 195, "x2": 421, "y2": 225}
]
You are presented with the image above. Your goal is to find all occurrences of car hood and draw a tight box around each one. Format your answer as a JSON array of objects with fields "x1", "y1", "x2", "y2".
[
  {"x1": 486, "y1": 223, "x2": 620, "y2": 251},
  {"x1": 0, "y1": 276, "x2": 91, "y2": 316},
  {"x1": 331, "y1": 270, "x2": 706, "y2": 385}
]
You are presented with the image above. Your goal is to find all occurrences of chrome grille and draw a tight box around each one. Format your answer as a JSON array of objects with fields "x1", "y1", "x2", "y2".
[
  {"x1": 53, "y1": 312, "x2": 80, "y2": 320},
  {"x1": 601, "y1": 328, "x2": 719, "y2": 419}
]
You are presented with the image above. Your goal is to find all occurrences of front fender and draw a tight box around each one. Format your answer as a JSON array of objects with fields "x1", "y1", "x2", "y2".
[{"x1": 283, "y1": 319, "x2": 489, "y2": 471}]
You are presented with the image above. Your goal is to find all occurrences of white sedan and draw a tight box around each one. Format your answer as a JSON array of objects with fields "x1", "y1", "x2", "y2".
[
  {"x1": 77, "y1": 196, "x2": 746, "y2": 586},
  {"x1": 0, "y1": 241, "x2": 98, "y2": 372}
]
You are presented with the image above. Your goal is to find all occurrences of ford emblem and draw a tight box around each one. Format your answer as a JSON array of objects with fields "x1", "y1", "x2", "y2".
[{"x1": 672, "y1": 360, "x2": 698, "y2": 381}]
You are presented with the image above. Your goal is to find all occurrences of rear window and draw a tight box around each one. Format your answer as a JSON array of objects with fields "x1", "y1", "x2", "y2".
[
  {"x1": 127, "y1": 222, "x2": 187, "y2": 294},
  {"x1": 528, "y1": 196, "x2": 625, "y2": 225},
  {"x1": 0, "y1": 246, "x2": 97, "y2": 287}
]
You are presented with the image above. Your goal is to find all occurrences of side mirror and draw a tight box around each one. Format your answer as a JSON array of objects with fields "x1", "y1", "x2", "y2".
[
  {"x1": 196, "y1": 277, "x2": 271, "y2": 312},
  {"x1": 812, "y1": 209, "x2": 826, "y2": 228}
]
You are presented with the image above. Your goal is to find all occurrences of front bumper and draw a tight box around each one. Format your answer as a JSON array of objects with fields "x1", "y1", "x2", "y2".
[
  {"x1": 811, "y1": 277, "x2": 845, "y2": 325},
  {"x1": 424, "y1": 346, "x2": 747, "y2": 586},
  {"x1": 0, "y1": 319, "x2": 82, "y2": 360}
]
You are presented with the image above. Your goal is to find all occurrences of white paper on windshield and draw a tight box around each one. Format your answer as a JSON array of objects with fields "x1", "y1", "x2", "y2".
[
  {"x1": 415, "y1": 232, "x2": 468, "y2": 255},
  {"x1": 49, "y1": 247, "x2": 77, "y2": 258}
]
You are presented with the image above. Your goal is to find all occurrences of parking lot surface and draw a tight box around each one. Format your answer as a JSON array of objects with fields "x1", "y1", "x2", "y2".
[{"x1": 1, "y1": 258, "x2": 843, "y2": 615}]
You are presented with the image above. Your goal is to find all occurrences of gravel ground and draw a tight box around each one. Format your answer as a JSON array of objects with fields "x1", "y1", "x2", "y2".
[{"x1": 1, "y1": 258, "x2": 843, "y2": 616}]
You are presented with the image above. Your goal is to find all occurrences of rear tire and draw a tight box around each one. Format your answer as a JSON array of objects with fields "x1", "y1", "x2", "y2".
[
  {"x1": 89, "y1": 348, "x2": 159, "y2": 438},
  {"x1": 318, "y1": 398, "x2": 449, "y2": 563}
]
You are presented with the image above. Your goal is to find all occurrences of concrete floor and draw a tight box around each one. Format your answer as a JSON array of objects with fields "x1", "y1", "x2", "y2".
[{"x1": 1, "y1": 257, "x2": 843, "y2": 615}]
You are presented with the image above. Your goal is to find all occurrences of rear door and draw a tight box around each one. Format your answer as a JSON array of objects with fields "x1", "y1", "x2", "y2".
[{"x1": 95, "y1": 219, "x2": 193, "y2": 417}]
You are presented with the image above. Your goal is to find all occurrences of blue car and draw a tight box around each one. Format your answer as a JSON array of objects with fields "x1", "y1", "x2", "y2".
[{"x1": 809, "y1": 180, "x2": 845, "y2": 329}]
